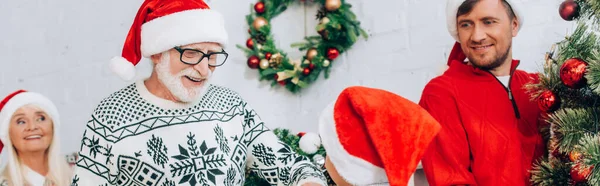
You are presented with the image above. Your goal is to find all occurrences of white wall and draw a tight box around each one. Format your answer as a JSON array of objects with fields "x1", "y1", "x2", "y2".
[{"x1": 0, "y1": 0, "x2": 573, "y2": 185}]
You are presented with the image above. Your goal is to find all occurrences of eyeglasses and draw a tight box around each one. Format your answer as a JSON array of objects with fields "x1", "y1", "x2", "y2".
[{"x1": 173, "y1": 46, "x2": 229, "y2": 67}]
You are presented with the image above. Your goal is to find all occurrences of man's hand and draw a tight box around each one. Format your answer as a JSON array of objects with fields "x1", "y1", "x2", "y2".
[{"x1": 300, "y1": 182, "x2": 324, "y2": 186}]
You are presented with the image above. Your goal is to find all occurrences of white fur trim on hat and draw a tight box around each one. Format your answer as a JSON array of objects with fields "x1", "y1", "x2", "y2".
[
  {"x1": 318, "y1": 101, "x2": 388, "y2": 185},
  {"x1": 0, "y1": 92, "x2": 60, "y2": 142},
  {"x1": 110, "y1": 56, "x2": 137, "y2": 81},
  {"x1": 447, "y1": 0, "x2": 524, "y2": 41},
  {"x1": 141, "y1": 9, "x2": 229, "y2": 57}
]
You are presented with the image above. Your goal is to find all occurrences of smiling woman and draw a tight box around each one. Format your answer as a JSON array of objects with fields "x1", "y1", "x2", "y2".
[{"x1": 0, "y1": 90, "x2": 72, "y2": 186}]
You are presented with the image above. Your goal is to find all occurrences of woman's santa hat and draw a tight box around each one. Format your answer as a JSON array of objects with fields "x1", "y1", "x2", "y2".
[
  {"x1": 446, "y1": 0, "x2": 524, "y2": 41},
  {"x1": 110, "y1": 0, "x2": 228, "y2": 81},
  {"x1": 318, "y1": 86, "x2": 441, "y2": 186}
]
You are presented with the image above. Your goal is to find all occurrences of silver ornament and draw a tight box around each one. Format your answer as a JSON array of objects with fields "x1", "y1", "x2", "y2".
[{"x1": 312, "y1": 154, "x2": 326, "y2": 169}]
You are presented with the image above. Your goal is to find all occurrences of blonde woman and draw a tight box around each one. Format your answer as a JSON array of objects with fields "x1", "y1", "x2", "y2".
[{"x1": 0, "y1": 90, "x2": 72, "y2": 186}]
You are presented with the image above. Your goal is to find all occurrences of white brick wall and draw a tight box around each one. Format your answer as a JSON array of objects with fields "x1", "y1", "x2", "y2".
[{"x1": 0, "y1": 0, "x2": 574, "y2": 185}]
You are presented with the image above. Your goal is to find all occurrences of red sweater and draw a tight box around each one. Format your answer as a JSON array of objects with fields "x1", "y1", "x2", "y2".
[{"x1": 419, "y1": 43, "x2": 546, "y2": 186}]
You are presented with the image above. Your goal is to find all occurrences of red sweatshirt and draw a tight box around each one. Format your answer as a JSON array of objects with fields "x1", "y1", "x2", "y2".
[{"x1": 419, "y1": 43, "x2": 546, "y2": 186}]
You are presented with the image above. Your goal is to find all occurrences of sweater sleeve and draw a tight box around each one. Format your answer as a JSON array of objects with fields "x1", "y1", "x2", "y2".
[
  {"x1": 70, "y1": 115, "x2": 117, "y2": 186},
  {"x1": 242, "y1": 102, "x2": 326, "y2": 186},
  {"x1": 419, "y1": 83, "x2": 478, "y2": 186}
]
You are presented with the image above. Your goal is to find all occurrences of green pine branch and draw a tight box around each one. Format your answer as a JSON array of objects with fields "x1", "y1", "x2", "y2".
[
  {"x1": 556, "y1": 22, "x2": 599, "y2": 65},
  {"x1": 578, "y1": 0, "x2": 600, "y2": 23},
  {"x1": 548, "y1": 108, "x2": 600, "y2": 153},
  {"x1": 530, "y1": 157, "x2": 571, "y2": 186},
  {"x1": 576, "y1": 134, "x2": 600, "y2": 185}
]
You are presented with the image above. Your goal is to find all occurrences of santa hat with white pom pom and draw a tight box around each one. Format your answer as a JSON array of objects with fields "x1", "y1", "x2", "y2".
[
  {"x1": 110, "y1": 0, "x2": 228, "y2": 81},
  {"x1": 318, "y1": 86, "x2": 441, "y2": 186}
]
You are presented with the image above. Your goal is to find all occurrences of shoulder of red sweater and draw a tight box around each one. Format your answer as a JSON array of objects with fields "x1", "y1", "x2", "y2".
[{"x1": 422, "y1": 75, "x2": 455, "y2": 96}]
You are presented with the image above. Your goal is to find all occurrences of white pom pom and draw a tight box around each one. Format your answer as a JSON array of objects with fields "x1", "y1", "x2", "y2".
[
  {"x1": 299, "y1": 132, "x2": 321, "y2": 154},
  {"x1": 109, "y1": 56, "x2": 136, "y2": 81}
]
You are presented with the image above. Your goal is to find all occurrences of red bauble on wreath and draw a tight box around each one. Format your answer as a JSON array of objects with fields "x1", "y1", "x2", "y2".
[
  {"x1": 247, "y1": 56, "x2": 260, "y2": 69},
  {"x1": 560, "y1": 58, "x2": 588, "y2": 89},
  {"x1": 538, "y1": 90, "x2": 561, "y2": 112},
  {"x1": 559, "y1": 0, "x2": 579, "y2": 21},
  {"x1": 254, "y1": 2, "x2": 266, "y2": 14},
  {"x1": 326, "y1": 47, "x2": 339, "y2": 60},
  {"x1": 246, "y1": 38, "x2": 254, "y2": 49},
  {"x1": 303, "y1": 68, "x2": 312, "y2": 76}
]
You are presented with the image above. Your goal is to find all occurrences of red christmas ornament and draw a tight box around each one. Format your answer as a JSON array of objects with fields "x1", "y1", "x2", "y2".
[
  {"x1": 297, "y1": 132, "x2": 306, "y2": 137},
  {"x1": 559, "y1": 0, "x2": 579, "y2": 21},
  {"x1": 538, "y1": 90, "x2": 560, "y2": 112},
  {"x1": 308, "y1": 63, "x2": 315, "y2": 70},
  {"x1": 0, "y1": 140, "x2": 3, "y2": 154},
  {"x1": 571, "y1": 163, "x2": 593, "y2": 183},
  {"x1": 560, "y1": 58, "x2": 588, "y2": 89},
  {"x1": 254, "y1": 2, "x2": 266, "y2": 14},
  {"x1": 246, "y1": 38, "x2": 254, "y2": 49},
  {"x1": 326, "y1": 47, "x2": 339, "y2": 60},
  {"x1": 247, "y1": 56, "x2": 260, "y2": 69},
  {"x1": 265, "y1": 52, "x2": 272, "y2": 60},
  {"x1": 303, "y1": 68, "x2": 312, "y2": 76}
]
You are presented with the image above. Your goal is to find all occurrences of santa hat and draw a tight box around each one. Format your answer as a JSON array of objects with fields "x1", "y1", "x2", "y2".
[
  {"x1": 318, "y1": 86, "x2": 441, "y2": 186},
  {"x1": 110, "y1": 0, "x2": 228, "y2": 81},
  {"x1": 0, "y1": 90, "x2": 61, "y2": 148},
  {"x1": 447, "y1": 0, "x2": 524, "y2": 41}
]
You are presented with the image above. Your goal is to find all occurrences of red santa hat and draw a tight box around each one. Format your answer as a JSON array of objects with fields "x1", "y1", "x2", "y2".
[
  {"x1": 318, "y1": 86, "x2": 441, "y2": 186},
  {"x1": 447, "y1": 0, "x2": 524, "y2": 42},
  {"x1": 110, "y1": 0, "x2": 228, "y2": 81},
  {"x1": 0, "y1": 90, "x2": 61, "y2": 155}
]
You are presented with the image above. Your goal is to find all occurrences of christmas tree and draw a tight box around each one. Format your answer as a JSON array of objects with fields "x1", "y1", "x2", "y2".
[{"x1": 529, "y1": 0, "x2": 600, "y2": 185}]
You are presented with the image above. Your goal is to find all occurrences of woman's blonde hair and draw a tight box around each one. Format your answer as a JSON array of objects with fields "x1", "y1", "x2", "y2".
[{"x1": 0, "y1": 104, "x2": 72, "y2": 186}]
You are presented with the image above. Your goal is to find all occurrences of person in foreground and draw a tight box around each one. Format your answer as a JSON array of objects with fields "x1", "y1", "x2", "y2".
[
  {"x1": 419, "y1": 0, "x2": 546, "y2": 185},
  {"x1": 0, "y1": 90, "x2": 72, "y2": 186},
  {"x1": 70, "y1": 0, "x2": 326, "y2": 185},
  {"x1": 318, "y1": 86, "x2": 441, "y2": 186}
]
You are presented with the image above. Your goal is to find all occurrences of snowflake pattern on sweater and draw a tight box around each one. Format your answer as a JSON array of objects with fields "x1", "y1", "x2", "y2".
[{"x1": 71, "y1": 82, "x2": 325, "y2": 186}]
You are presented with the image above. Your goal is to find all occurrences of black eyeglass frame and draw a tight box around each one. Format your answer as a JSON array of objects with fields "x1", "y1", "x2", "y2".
[{"x1": 173, "y1": 46, "x2": 229, "y2": 67}]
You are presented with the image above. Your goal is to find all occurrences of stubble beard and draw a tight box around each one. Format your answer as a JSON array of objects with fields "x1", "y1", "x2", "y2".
[{"x1": 468, "y1": 44, "x2": 511, "y2": 72}]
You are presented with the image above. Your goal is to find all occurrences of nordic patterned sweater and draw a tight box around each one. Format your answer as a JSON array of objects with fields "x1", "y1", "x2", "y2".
[{"x1": 71, "y1": 81, "x2": 326, "y2": 186}]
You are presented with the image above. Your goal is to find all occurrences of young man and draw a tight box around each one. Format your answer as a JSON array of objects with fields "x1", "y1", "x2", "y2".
[
  {"x1": 70, "y1": 0, "x2": 326, "y2": 185},
  {"x1": 419, "y1": 0, "x2": 546, "y2": 185}
]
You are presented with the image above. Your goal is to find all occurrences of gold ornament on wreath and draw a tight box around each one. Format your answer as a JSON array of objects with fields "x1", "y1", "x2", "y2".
[{"x1": 237, "y1": 0, "x2": 368, "y2": 93}]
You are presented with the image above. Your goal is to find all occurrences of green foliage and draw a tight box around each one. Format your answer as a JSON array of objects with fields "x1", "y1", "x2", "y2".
[
  {"x1": 238, "y1": 0, "x2": 368, "y2": 93},
  {"x1": 575, "y1": 134, "x2": 600, "y2": 185},
  {"x1": 530, "y1": 157, "x2": 572, "y2": 186},
  {"x1": 548, "y1": 108, "x2": 600, "y2": 153}
]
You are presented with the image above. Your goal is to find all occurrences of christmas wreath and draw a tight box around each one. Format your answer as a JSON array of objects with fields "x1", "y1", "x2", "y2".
[{"x1": 237, "y1": 0, "x2": 368, "y2": 93}]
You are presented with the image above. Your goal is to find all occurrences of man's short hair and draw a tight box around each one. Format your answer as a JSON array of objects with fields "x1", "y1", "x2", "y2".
[{"x1": 457, "y1": 0, "x2": 516, "y2": 20}]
